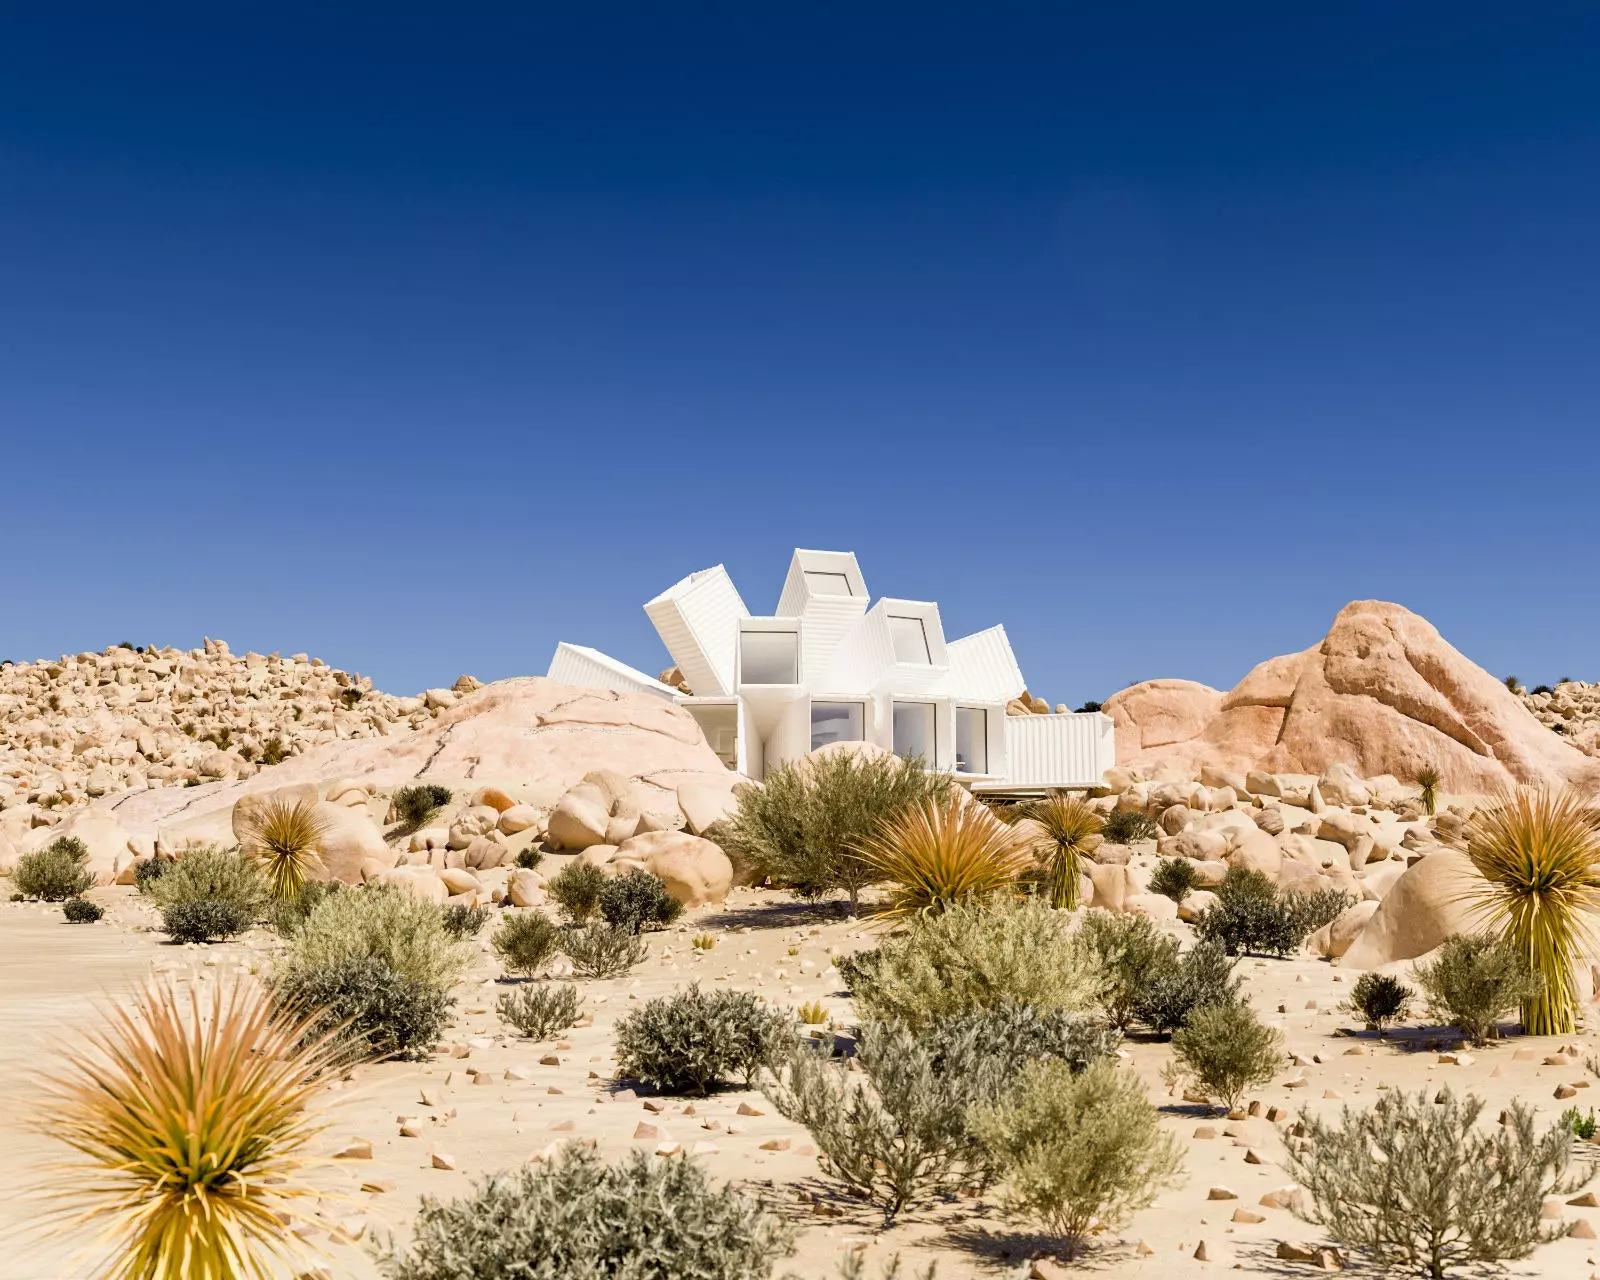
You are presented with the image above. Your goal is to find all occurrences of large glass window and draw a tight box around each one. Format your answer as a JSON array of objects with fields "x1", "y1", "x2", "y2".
[
  {"x1": 740, "y1": 630, "x2": 799, "y2": 685},
  {"x1": 810, "y1": 701, "x2": 865, "y2": 750},
  {"x1": 955, "y1": 706, "x2": 988, "y2": 774},
  {"x1": 888, "y1": 614, "x2": 932, "y2": 664},
  {"x1": 893, "y1": 701, "x2": 935, "y2": 764},
  {"x1": 803, "y1": 570, "x2": 855, "y2": 596}
]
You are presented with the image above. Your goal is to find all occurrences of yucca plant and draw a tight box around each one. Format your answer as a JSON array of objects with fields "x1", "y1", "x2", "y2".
[
  {"x1": 238, "y1": 796, "x2": 329, "y2": 900},
  {"x1": 31, "y1": 978, "x2": 346, "y2": 1280},
  {"x1": 1464, "y1": 789, "x2": 1600, "y2": 1036},
  {"x1": 1021, "y1": 792, "x2": 1102, "y2": 909},
  {"x1": 1416, "y1": 764, "x2": 1442, "y2": 817},
  {"x1": 859, "y1": 794, "x2": 1032, "y2": 922}
]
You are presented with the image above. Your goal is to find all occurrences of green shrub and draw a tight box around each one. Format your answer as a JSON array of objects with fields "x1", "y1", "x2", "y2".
[
  {"x1": 62, "y1": 896, "x2": 103, "y2": 923},
  {"x1": 1562, "y1": 1106, "x2": 1597, "y2": 1141},
  {"x1": 562, "y1": 923, "x2": 648, "y2": 979},
  {"x1": 968, "y1": 1058, "x2": 1184, "y2": 1258},
  {"x1": 717, "y1": 750, "x2": 951, "y2": 909},
  {"x1": 133, "y1": 857, "x2": 173, "y2": 896},
  {"x1": 1194, "y1": 868, "x2": 1353, "y2": 957},
  {"x1": 1100, "y1": 809, "x2": 1159, "y2": 845},
  {"x1": 263, "y1": 879, "x2": 343, "y2": 939},
  {"x1": 12, "y1": 836, "x2": 95, "y2": 900},
  {"x1": 282, "y1": 885, "x2": 474, "y2": 995},
  {"x1": 1345, "y1": 971, "x2": 1414, "y2": 1032},
  {"x1": 148, "y1": 846, "x2": 267, "y2": 917},
  {"x1": 274, "y1": 955, "x2": 452, "y2": 1061},
  {"x1": 1167, "y1": 1000, "x2": 1281, "y2": 1113},
  {"x1": 1129, "y1": 940, "x2": 1242, "y2": 1035},
  {"x1": 615, "y1": 984, "x2": 793, "y2": 1095},
  {"x1": 514, "y1": 847, "x2": 544, "y2": 871},
  {"x1": 376, "y1": 1144, "x2": 796, "y2": 1280},
  {"x1": 1148, "y1": 857, "x2": 1199, "y2": 903},
  {"x1": 259, "y1": 736, "x2": 288, "y2": 766},
  {"x1": 391, "y1": 783, "x2": 453, "y2": 828},
  {"x1": 162, "y1": 897, "x2": 256, "y2": 944},
  {"x1": 849, "y1": 898, "x2": 1097, "y2": 1032},
  {"x1": 1414, "y1": 934, "x2": 1541, "y2": 1046},
  {"x1": 498, "y1": 983, "x2": 581, "y2": 1040},
  {"x1": 1080, "y1": 910, "x2": 1181, "y2": 1031},
  {"x1": 440, "y1": 903, "x2": 491, "y2": 939},
  {"x1": 932, "y1": 1001, "x2": 1118, "y2": 1084},
  {"x1": 492, "y1": 910, "x2": 562, "y2": 978},
  {"x1": 1285, "y1": 1087, "x2": 1587, "y2": 1279},
  {"x1": 599, "y1": 870, "x2": 683, "y2": 935},
  {"x1": 547, "y1": 861, "x2": 607, "y2": 924}
]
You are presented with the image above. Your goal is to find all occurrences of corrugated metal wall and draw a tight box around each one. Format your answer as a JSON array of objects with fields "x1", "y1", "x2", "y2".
[
  {"x1": 643, "y1": 566, "x2": 747, "y2": 697},
  {"x1": 546, "y1": 643, "x2": 676, "y2": 699},
  {"x1": 943, "y1": 625, "x2": 1026, "y2": 702},
  {"x1": 1002, "y1": 712, "x2": 1115, "y2": 788}
]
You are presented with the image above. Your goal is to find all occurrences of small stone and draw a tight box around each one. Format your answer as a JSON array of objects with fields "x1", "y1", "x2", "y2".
[
  {"x1": 359, "y1": 1179, "x2": 397, "y2": 1194},
  {"x1": 332, "y1": 1139, "x2": 373, "y2": 1160},
  {"x1": 737, "y1": 1102, "x2": 765, "y2": 1116},
  {"x1": 1194, "y1": 1126, "x2": 1217, "y2": 1139},
  {"x1": 632, "y1": 1122, "x2": 662, "y2": 1140},
  {"x1": 1570, "y1": 1192, "x2": 1600, "y2": 1208},
  {"x1": 1208, "y1": 1186, "x2": 1239, "y2": 1201},
  {"x1": 1570, "y1": 1218, "x2": 1598, "y2": 1240},
  {"x1": 759, "y1": 1138, "x2": 791, "y2": 1151},
  {"x1": 1244, "y1": 1149, "x2": 1264, "y2": 1165},
  {"x1": 1557, "y1": 1085, "x2": 1580, "y2": 1100},
  {"x1": 1193, "y1": 1239, "x2": 1214, "y2": 1261},
  {"x1": 431, "y1": 1151, "x2": 457, "y2": 1170},
  {"x1": 1232, "y1": 1209, "x2": 1266, "y2": 1224}
]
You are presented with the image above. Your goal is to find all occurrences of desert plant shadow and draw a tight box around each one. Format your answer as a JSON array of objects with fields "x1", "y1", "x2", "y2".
[
  {"x1": 711, "y1": 898, "x2": 855, "y2": 931},
  {"x1": 943, "y1": 1222, "x2": 1136, "y2": 1272}
]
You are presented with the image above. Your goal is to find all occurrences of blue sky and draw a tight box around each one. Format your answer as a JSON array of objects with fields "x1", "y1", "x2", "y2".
[{"x1": 2, "y1": 4, "x2": 1597, "y2": 703}]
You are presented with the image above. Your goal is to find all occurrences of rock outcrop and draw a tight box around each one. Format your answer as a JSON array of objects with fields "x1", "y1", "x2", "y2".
[{"x1": 1108, "y1": 601, "x2": 1599, "y2": 794}]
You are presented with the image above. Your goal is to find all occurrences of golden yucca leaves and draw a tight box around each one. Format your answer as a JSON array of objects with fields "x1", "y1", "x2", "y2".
[
  {"x1": 1023, "y1": 792, "x2": 1103, "y2": 910},
  {"x1": 1464, "y1": 789, "x2": 1600, "y2": 1037},
  {"x1": 240, "y1": 796, "x2": 329, "y2": 900},
  {"x1": 861, "y1": 793, "x2": 1033, "y2": 922},
  {"x1": 30, "y1": 978, "x2": 344, "y2": 1280}
]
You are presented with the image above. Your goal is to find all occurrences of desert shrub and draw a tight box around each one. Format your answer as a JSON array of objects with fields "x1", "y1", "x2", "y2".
[
  {"x1": 34, "y1": 980, "x2": 344, "y2": 1278},
  {"x1": 1194, "y1": 868, "x2": 1353, "y2": 957},
  {"x1": 1080, "y1": 910, "x2": 1181, "y2": 1031},
  {"x1": 259, "y1": 736, "x2": 288, "y2": 766},
  {"x1": 1414, "y1": 933, "x2": 1541, "y2": 1046},
  {"x1": 12, "y1": 836, "x2": 95, "y2": 901},
  {"x1": 1148, "y1": 857, "x2": 1199, "y2": 903},
  {"x1": 1166, "y1": 1000, "x2": 1281, "y2": 1113},
  {"x1": 491, "y1": 910, "x2": 563, "y2": 977},
  {"x1": 1130, "y1": 940, "x2": 1243, "y2": 1035},
  {"x1": 1100, "y1": 808, "x2": 1159, "y2": 845},
  {"x1": 1345, "y1": 971, "x2": 1414, "y2": 1032},
  {"x1": 547, "y1": 861, "x2": 607, "y2": 924},
  {"x1": 931, "y1": 1001, "x2": 1119, "y2": 1101},
  {"x1": 62, "y1": 896, "x2": 103, "y2": 923},
  {"x1": 1285, "y1": 1087, "x2": 1588, "y2": 1279},
  {"x1": 238, "y1": 796, "x2": 328, "y2": 900},
  {"x1": 376, "y1": 1144, "x2": 795, "y2": 1280},
  {"x1": 599, "y1": 870, "x2": 683, "y2": 935},
  {"x1": 282, "y1": 885, "x2": 474, "y2": 995},
  {"x1": 861, "y1": 794, "x2": 1032, "y2": 920},
  {"x1": 391, "y1": 783, "x2": 452, "y2": 828},
  {"x1": 969, "y1": 1059, "x2": 1184, "y2": 1258},
  {"x1": 1018, "y1": 793, "x2": 1103, "y2": 909},
  {"x1": 498, "y1": 983, "x2": 581, "y2": 1040},
  {"x1": 149, "y1": 846, "x2": 267, "y2": 916},
  {"x1": 263, "y1": 879, "x2": 342, "y2": 939},
  {"x1": 834, "y1": 947, "x2": 884, "y2": 994},
  {"x1": 440, "y1": 902, "x2": 490, "y2": 939},
  {"x1": 162, "y1": 897, "x2": 257, "y2": 944},
  {"x1": 273, "y1": 955, "x2": 451, "y2": 1061},
  {"x1": 835, "y1": 1254, "x2": 937, "y2": 1280},
  {"x1": 1563, "y1": 1106, "x2": 1598, "y2": 1141},
  {"x1": 562, "y1": 923, "x2": 649, "y2": 979},
  {"x1": 615, "y1": 984, "x2": 794, "y2": 1094},
  {"x1": 133, "y1": 857, "x2": 172, "y2": 896},
  {"x1": 717, "y1": 750, "x2": 951, "y2": 909},
  {"x1": 1416, "y1": 763, "x2": 1441, "y2": 816},
  {"x1": 514, "y1": 846, "x2": 544, "y2": 871},
  {"x1": 849, "y1": 898, "x2": 1097, "y2": 1032}
]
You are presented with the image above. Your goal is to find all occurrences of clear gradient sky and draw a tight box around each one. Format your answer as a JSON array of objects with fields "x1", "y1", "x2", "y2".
[{"x1": 2, "y1": 4, "x2": 1597, "y2": 704}]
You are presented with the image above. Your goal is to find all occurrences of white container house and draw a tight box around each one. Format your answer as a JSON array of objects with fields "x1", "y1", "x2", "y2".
[{"x1": 546, "y1": 549, "x2": 1114, "y2": 792}]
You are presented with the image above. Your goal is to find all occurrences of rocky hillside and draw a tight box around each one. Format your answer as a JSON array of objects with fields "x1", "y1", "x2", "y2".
[
  {"x1": 1518, "y1": 680, "x2": 1600, "y2": 756},
  {"x1": 0, "y1": 638, "x2": 464, "y2": 820}
]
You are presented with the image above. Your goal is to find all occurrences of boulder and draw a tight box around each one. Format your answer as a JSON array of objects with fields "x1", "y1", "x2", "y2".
[
  {"x1": 313, "y1": 801, "x2": 394, "y2": 884},
  {"x1": 576, "y1": 843, "x2": 618, "y2": 869},
  {"x1": 497, "y1": 804, "x2": 543, "y2": 835},
  {"x1": 612, "y1": 830, "x2": 733, "y2": 907},
  {"x1": 437, "y1": 867, "x2": 483, "y2": 897},
  {"x1": 1125, "y1": 893, "x2": 1179, "y2": 923},
  {"x1": 1104, "y1": 680, "x2": 1225, "y2": 761},
  {"x1": 1318, "y1": 763, "x2": 1371, "y2": 808},
  {"x1": 1340, "y1": 851, "x2": 1483, "y2": 969},
  {"x1": 470, "y1": 786, "x2": 516, "y2": 814},
  {"x1": 1307, "y1": 899, "x2": 1381, "y2": 959},
  {"x1": 1088, "y1": 862, "x2": 1131, "y2": 912},
  {"x1": 677, "y1": 780, "x2": 740, "y2": 836},
  {"x1": 1178, "y1": 888, "x2": 1219, "y2": 922},
  {"x1": 1228, "y1": 828, "x2": 1282, "y2": 880},
  {"x1": 52, "y1": 810, "x2": 137, "y2": 884},
  {"x1": 378, "y1": 865, "x2": 448, "y2": 904},
  {"x1": 547, "y1": 787, "x2": 611, "y2": 851},
  {"x1": 507, "y1": 868, "x2": 545, "y2": 908}
]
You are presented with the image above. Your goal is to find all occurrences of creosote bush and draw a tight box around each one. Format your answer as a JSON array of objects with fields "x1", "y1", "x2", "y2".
[
  {"x1": 1080, "y1": 910, "x2": 1180, "y2": 1031},
  {"x1": 1285, "y1": 1087, "x2": 1592, "y2": 1279},
  {"x1": 492, "y1": 910, "x2": 563, "y2": 978},
  {"x1": 562, "y1": 923, "x2": 649, "y2": 979},
  {"x1": 1414, "y1": 933, "x2": 1541, "y2": 1046},
  {"x1": 1345, "y1": 971, "x2": 1414, "y2": 1032},
  {"x1": 1194, "y1": 867, "x2": 1352, "y2": 957},
  {"x1": 615, "y1": 984, "x2": 793, "y2": 1095},
  {"x1": 151, "y1": 847, "x2": 268, "y2": 943},
  {"x1": 513, "y1": 847, "x2": 544, "y2": 871},
  {"x1": 1148, "y1": 856, "x2": 1200, "y2": 903},
  {"x1": 132, "y1": 856, "x2": 172, "y2": 896},
  {"x1": 391, "y1": 783, "x2": 453, "y2": 829},
  {"x1": 264, "y1": 879, "x2": 342, "y2": 940},
  {"x1": 717, "y1": 750, "x2": 951, "y2": 909},
  {"x1": 440, "y1": 902, "x2": 490, "y2": 939},
  {"x1": 62, "y1": 896, "x2": 104, "y2": 923},
  {"x1": 281, "y1": 884, "x2": 474, "y2": 995},
  {"x1": 969, "y1": 1059, "x2": 1184, "y2": 1258},
  {"x1": 12, "y1": 836, "x2": 96, "y2": 901},
  {"x1": 599, "y1": 870, "x2": 683, "y2": 935},
  {"x1": 547, "y1": 861, "x2": 607, "y2": 924},
  {"x1": 274, "y1": 954, "x2": 451, "y2": 1061},
  {"x1": 1166, "y1": 1000, "x2": 1281, "y2": 1113},
  {"x1": 1131, "y1": 940, "x2": 1243, "y2": 1036},
  {"x1": 376, "y1": 1144, "x2": 796, "y2": 1280},
  {"x1": 163, "y1": 897, "x2": 257, "y2": 944},
  {"x1": 1100, "y1": 808, "x2": 1159, "y2": 845},
  {"x1": 498, "y1": 983, "x2": 581, "y2": 1040}
]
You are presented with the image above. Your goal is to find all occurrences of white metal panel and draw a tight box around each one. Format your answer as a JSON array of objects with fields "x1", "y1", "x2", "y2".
[
  {"x1": 765, "y1": 695, "x2": 813, "y2": 775},
  {"x1": 797, "y1": 594, "x2": 869, "y2": 684},
  {"x1": 940, "y1": 625, "x2": 1026, "y2": 703},
  {"x1": 1001, "y1": 712, "x2": 1116, "y2": 789},
  {"x1": 826, "y1": 598, "x2": 950, "y2": 694},
  {"x1": 776, "y1": 549, "x2": 868, "y2": 617},
  {"x1": 644, "y1": 565, "x2": 748, "y2": 697},
  {"x1": 546, "y1": 643, "x2": 678, "y2": 700},
  {"x1": 737, "y1": 697, "x2": 763, "y2": 779}
]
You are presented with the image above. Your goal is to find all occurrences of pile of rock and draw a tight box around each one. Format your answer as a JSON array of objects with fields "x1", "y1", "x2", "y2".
[
  {"x1": 0, "y1": 639, "x2": 460, "y2": 827},
  {"x1": 1519, "y1": 681, "x2": 1600, "y2": 756},
  {"x1": 1006, "y1": 688, "x2": 1070, "y2": 716}
]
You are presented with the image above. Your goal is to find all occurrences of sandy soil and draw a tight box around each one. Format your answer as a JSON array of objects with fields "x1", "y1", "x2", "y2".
[{"x1": 3, "y1": 873, "x2": 1600, "y2": 1280}]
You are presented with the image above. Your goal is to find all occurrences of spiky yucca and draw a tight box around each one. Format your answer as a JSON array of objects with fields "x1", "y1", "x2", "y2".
[
  {"x1": 860, "y1": 793, "x2": 1032, "y2": 922},
  {"x1": 1416, "y1": 764, "x2": 1442, "y2": 817},
  {"x1": 239, "y1": 796, "x2": 329, "y2": 900},
  {"x1": 1464, "y1": 789, "x2": 1600, "y2": 1036},
  {"x1": 32, "y1": 979, "x2": 345, "y2": 1280},
  {"x1": 1023, "y1": 792, "x2": 1102, "y2": 909}
]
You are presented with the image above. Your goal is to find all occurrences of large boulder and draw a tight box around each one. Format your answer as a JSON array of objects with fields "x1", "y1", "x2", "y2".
[
  {"x1": 313, "y1": 801, "x2": 394, "y2": 884},
  {"x1": 52, "y1": 810, "x2": 137, "y2": 884},
  {"x1": 1104, "y1": 680, "x2": 1225, "y2": 763},
  {"x1": 1307, "y1": 899, "x2": 1381, "y2": 959},
  {"x1": 611, "y1": 830, "x2": 733, "y2": 907},
  {"x1": 1340, "y1": 851, "x2": 1484, "y2": 970},
  {"x1": 546, "y1": 785, "x2": 612, "y2": 851},
  {"x1": 677, "y1": 780, "x2": 740, "y2": 835}
]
